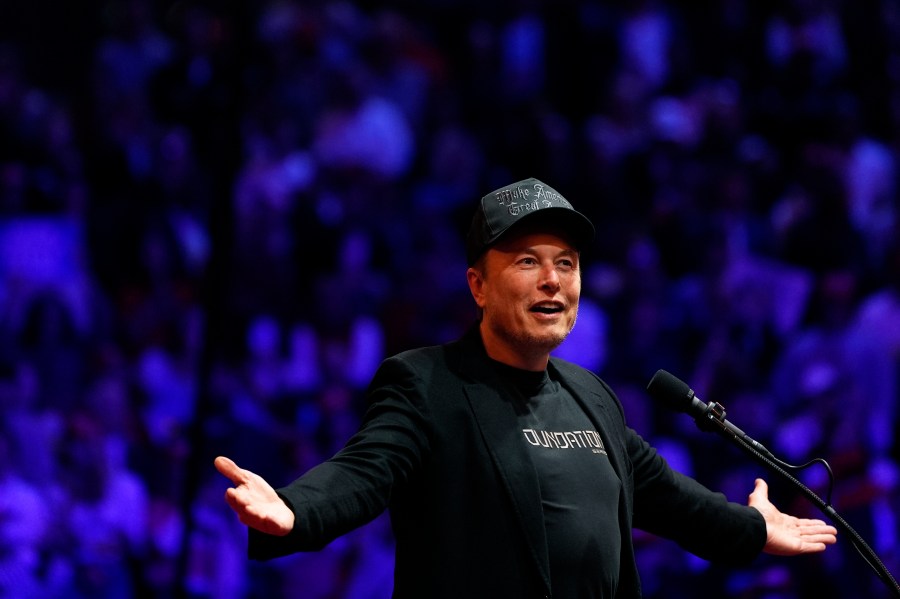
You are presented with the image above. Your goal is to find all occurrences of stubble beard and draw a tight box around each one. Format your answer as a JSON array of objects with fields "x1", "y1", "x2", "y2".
[{"x1": 490, "y1": 311, "x2": 578, "y2": 362}]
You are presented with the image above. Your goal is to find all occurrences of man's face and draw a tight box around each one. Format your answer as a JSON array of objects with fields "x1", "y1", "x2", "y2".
[{"x1": 467, "y1": 230, "x2": 581, "y2": 370}]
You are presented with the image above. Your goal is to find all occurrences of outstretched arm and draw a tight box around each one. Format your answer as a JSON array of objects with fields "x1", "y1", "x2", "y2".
[
  {"x1": 214, "y1": 456, "x2": 295, "y2": 536},
  {"x1": 747, "y1": 478, "x2": 838, "y2": 555}
]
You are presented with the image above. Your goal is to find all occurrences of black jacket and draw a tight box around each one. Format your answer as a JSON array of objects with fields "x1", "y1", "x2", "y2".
[{"x1": 249, "y1": 325, "x2": 767, "y2": 598}]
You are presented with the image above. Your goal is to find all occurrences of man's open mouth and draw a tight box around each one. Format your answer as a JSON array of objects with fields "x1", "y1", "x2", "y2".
[{"x1": 530, "y1": 304, "x2": 563, "y2": 314}]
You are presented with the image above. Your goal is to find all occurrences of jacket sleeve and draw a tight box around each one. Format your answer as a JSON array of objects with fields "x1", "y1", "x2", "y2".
[
  {"x1": 627, "y1": 427, "x2": 767, "y2": 565},
  {"x1": 249, "y1": 354, "x2": 432, "y2": 560}
]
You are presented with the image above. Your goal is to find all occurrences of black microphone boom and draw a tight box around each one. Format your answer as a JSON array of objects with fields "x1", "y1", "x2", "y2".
[
  {"x1": 645, "y1": 368, "x2": 900, "y2": 598},
  {"x1": 646, "y1": 369, "x2": 774, "y2": 459}
]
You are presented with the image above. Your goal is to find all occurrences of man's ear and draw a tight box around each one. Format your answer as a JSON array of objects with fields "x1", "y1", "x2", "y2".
[{"x1": 467, "y1": 267, "x2": 486, "y2": 308}]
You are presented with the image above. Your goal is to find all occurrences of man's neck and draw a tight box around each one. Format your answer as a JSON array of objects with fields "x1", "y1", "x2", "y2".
[{"x1": 479, "y1": 322, "x2": 550, "y2": 372}]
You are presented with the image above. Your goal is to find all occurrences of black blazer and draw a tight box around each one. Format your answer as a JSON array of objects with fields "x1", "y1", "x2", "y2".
[{"x1": 249, "y1": 325, "x2": 766, "y2": 598}]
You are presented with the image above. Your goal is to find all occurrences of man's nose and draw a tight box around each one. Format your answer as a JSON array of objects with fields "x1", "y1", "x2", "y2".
[{"x1": 539, "y1": 265, "x2": 561, "y2": 291}]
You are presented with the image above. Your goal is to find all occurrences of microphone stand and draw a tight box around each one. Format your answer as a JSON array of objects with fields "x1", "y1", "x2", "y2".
[{"x1": 692, "y1": 399, "x2": 900, "y2": 598}]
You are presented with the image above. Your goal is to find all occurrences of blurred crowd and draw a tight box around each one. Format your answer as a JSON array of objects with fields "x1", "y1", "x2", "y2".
[{"x1": 0, "y1": 0, "x2": 899, "y2": 597}]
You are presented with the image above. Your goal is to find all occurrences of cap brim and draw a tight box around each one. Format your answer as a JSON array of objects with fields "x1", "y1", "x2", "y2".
[{"x1": 472, "y1": 206, "x2": 595, "y2": 264}]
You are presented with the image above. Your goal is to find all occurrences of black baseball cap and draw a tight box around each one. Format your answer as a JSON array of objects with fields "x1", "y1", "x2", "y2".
[{"x1": 465, "y1": 177, "x2": 595, "y2": 265}]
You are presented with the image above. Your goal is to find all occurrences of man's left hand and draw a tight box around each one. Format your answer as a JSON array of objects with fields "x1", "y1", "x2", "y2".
[{"x1": 748, "y1": 478, "x2": 838, "y2": 555}]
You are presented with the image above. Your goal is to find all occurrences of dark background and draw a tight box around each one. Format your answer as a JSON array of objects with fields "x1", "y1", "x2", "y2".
[{"x1": 0, "y1": 0, "x2": 898, "y2": 597}]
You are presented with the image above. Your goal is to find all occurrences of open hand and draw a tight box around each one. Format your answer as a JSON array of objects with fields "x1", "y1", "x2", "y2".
[
  {"x1": 214, "y1": 456, "x2": 295, "y2": 536},
  {"x1": 748, "y1": 478, "x2": 837, "y2": 555}
]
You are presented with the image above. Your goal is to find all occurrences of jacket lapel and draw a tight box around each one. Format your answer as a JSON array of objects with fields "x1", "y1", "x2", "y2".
[
  {"x1": 551, "y1": 361, "x2": 641, "y2": 596},
  {"x1": 455, "y1": 328, "x2": 552, "y2": 594}
]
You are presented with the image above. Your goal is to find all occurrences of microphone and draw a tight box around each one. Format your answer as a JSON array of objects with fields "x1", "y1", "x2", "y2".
[
  {"x1": 648, "y1": 374, "x2": 900, "y2": 597},
  {"x1": 646, "y1": 369, "x2": 774, "y2": 459}
]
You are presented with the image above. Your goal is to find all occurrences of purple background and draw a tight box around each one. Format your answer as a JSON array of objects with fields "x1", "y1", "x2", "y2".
[{"x1": 0, "y1": 1, "x2": 898, "y2": 597}]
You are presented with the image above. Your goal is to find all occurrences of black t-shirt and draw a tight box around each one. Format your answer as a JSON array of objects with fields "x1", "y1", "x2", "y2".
[{"x1": 493, "y1": 360, "x2": 622, "y2": 599}]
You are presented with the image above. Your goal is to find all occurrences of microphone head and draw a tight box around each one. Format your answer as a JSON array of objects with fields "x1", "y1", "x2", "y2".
[{"x1": 646, "y1": 369, "x2": 695, "y2": 413}]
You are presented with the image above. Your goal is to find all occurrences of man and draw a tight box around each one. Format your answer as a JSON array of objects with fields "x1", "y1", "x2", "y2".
[{"x1": 215, "y1": 177, "x2": 837, "y2": 598}]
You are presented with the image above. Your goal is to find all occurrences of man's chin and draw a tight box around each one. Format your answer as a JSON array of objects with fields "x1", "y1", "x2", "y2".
[
  {"x1": 490, "y1": 320, "x2": 573, "y2": 357},
  {"x1": 522, "y1": 328, "x2": 570, "y2": 354}
]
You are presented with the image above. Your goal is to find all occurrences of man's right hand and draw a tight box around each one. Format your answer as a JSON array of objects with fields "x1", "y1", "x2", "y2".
[{"x1": 214, "y1": 456, "x2": 295, "y2": 536}]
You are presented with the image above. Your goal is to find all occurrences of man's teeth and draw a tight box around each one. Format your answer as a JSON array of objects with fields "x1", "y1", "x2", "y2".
[{"x1": 532, "y1": 305, "x2": 561, "y2": 313}]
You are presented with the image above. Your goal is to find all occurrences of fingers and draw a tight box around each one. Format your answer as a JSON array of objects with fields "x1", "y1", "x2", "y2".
[
  {"x1": 747, "y1": 478, "x2": 770, "y2": 509},
  {"x1": 797, "y1": 532, "x2": 838, "y2": 553},
  {"x1": 214, "y1": 456, "x2": 293, "y2": 535},
  {"x1": 214, "y1": 456, "x2": 246, "y2": 485},
  {"x1": 787, "y1": 515, "x2": 836, "y2": 533},
  {"x1": 785, "y1": 519, "x2": 838, "y2": 554},
  {"x1": 223, "y1": 487, "x2": 244, "y2": 513},
  {"x1": 805, "y1": 533, "x2": 838, "y2": 546},
  {"x1": 798, "y1": 522, "x2": 838, "y2": 543},
  {"x1": 216, "y1": 457, "x2": 253, "y2": 516},
  {"x1": 750, "y1": 478, "x2": 767, "y2": 497},
  {"x1": 224, "y1": 486, "x2": 260, "y2": 518}
]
